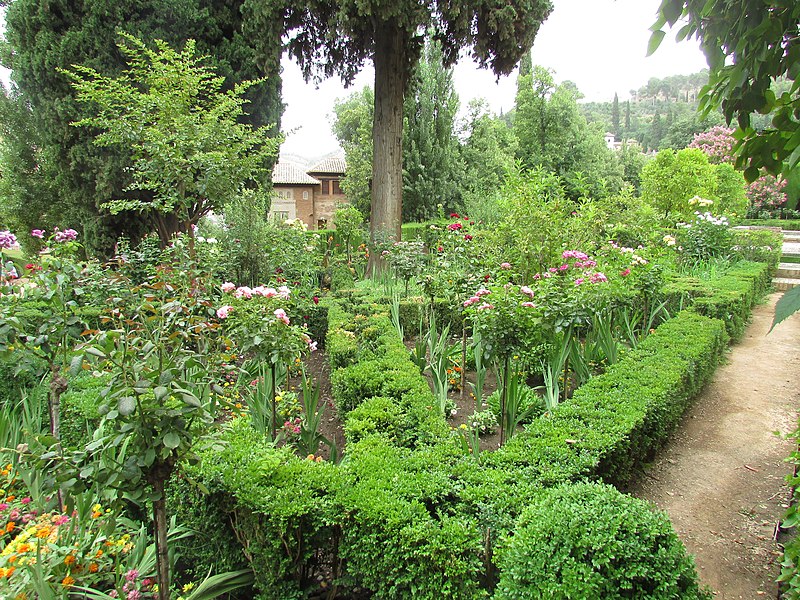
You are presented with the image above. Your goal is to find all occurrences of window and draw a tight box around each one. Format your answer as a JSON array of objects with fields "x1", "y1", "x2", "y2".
[
  {"x1": 275, "y1": 189, "x2": 292, "y2": 199},
  {"x1": 332, "y1": 179, "x2": 342, "y2": 194},
  {"x1": 272, "y1": 211, "x2": 289, "y2": 222},
  {"x1": 321, "y1": 179, "x2": 329, "y2": 194},
  {"x1": 302, "y1": 190, "x2": 309, "y2": 200}
]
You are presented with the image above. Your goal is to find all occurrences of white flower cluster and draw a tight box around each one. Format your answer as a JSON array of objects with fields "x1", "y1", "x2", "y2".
[{"x1": 694, "y1": 211, "x2": 729, "y2": 226}]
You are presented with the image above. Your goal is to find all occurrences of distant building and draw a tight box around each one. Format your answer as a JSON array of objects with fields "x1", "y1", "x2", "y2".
[
  {"x1": 270, "y1": 156, "x2": 348, "y2": 229},
  {"x1": 604, "y1": 133, "x2": 641, "y2": 152}
]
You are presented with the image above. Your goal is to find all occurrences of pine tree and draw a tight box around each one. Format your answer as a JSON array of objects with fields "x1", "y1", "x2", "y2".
[
  {"x1": 624, "y1": 100, "x2": 632, "y2": 132},
  {"x1": 611, "y1": 92, "x2": 620, "y2": 137}
]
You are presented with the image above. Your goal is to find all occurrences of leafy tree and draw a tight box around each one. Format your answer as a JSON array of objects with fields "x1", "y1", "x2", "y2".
[
  {"x1": 611, "y1": 92, "x2": 620, "y2": 137},
  {"x1": 244, "y1": 0, "x2": 554, "y2": 271},
  {"x1": 1, "y1": 0, "x2": 282, "y2": 256},
  {"x1": 641, "y1": 148, "x2": 717, "y2": 217},
  {"x1": 65, "y1": 34, "x2": 280, "y2": 254},
  {"x1": 624, "y1": 100, "x2": 631, "y2": 132},
  {"x1": 402, "y1": 36, "x2": 463, "y2": 221},
  {"x1": 459, "y1": 99, "x2": 518, "y2": 221},
  {"x1": 332, "y1": 86, "x2": 375, "y2": 217},
  {"x1": 650, "y1": 0, "x2": 800, "y2": 180},
  {"x1": 514, "y1": 63, "x2": 622, "y2": 200}
]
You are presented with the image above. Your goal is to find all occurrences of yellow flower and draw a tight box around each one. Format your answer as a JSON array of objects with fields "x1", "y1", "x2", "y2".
[
  {"x1": 62, "y1": 574, "x2": 75, "y2": 587},
  {"x1": 459, "y1": 424, "x2": 468, "y2": 430},
  {"x1": 182, "y1": 582, "x2": 195, "y2": 592}
]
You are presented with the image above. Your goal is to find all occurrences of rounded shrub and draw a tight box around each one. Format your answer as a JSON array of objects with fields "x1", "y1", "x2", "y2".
[{"x1": 495, "y1": 482, "x2": 711, "y2": 599}]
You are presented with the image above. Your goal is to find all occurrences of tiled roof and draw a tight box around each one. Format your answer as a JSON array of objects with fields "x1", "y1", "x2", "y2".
[
  {"x1": 307, "y1": 156, "x2": 346, "y2": 175},
  {"x1": 273, "y1": 161, "x2": 320, "y2": 185}
]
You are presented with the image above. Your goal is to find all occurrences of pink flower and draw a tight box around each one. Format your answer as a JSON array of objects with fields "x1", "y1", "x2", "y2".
[
  {"x1": 0, "y1": 230, "x2": 18, "y2": 249},
  {"x1": 500, "y1": 262, "x2": 511, "y2": 270},
  {"x1": 0, "y1": 503, "x2": 8, "y2": 511},
  {"x1": 620, "y1": 268, "x2": 631, "y2": 277},
  {"x1": 20, "y1": 497, "x2": 31, "y2": 505},
  {"x1": 234, "y1": 286, "x2": 253, "y2": 299},
  {"x1": 532, "y1": 273, "x2": 541, "y2": 280},
  {"x1": 463, "y1": 295, "x2": 480, "y2": 307},
  {"x1": 548, "y1": 267, "x2": 558, "y2": 273},
  {"x1": 520, "y1": 285, "x2": 534, "y2": 298},
  {"x1": 312, "y1": 296, "x2": 320, "y2": 305},
  {"x1": 450, "y1": 212, "x2": 460, "y2": 218},
  {"x1": 278, "y1": 285, "x2": 291, "y2": 299},
  {"x1": 559, "y1": 264, "x2": 569, "y2": 271},
  {"x1": 464, "y1": 234, "x2": 473, "y2": 241},
  {"x1": 590, "y1": 272, "x2": 608, "y2": 283},
  {"x1": 477, "y1": 302, "x2": 494, "y2": 311},
  {"x1": 437, "y1": 246, "x2": 444, "y2": 252},
  {"x1": 475, "y1": 288, "x2": 491, "y2": 297},
  {"x1": 30, "y1": 229, "x2": 45, "y2": 239},
  {"x1": 562, "y1": 250, "x2": 589, "y2": 261},
  {"x1": 574, "y1": 278, "x2": 584, "y2": 286},
  {"x1": 542, "y1": 272, "x2": 552, "y2": 279},
  {"x1": 216, "y1": 305, "x2": 233, "y2": 319},
  {"x1": 381, "y1": 250, "x2": 390, "y2": 256},
  {"x1": 274, "y1": 308, "x2": 290, "y2": 325},
  {"x1": 220, "y1": 282, "x2": 236, "y2": 293},
  {"x1": 53, "y1": 515, "x2": 69, "y2": 525},
  {"x1": 53, "y1": 228, "x2": 78, "y2": 243},
  {"x1": 447, "y1": 222, "x2": 463, "y2": 231},
  {"x1": 521, "y1": 301, "x2": 536, "y2": 308},
  {"x1": 125, "y1": 569, "x2": 139, "y2": 583}
]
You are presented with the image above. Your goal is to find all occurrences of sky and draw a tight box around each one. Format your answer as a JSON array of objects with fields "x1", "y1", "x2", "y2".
[{"x1": 279, "y1": 0, "x2": 709, "y2": 158}]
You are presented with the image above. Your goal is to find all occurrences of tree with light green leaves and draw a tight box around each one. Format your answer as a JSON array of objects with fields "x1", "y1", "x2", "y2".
[
  {"x1": 640, "y1": 148, "x2": 717, "y2": 217},
  {"x1": 65, "y1": 34, "x2": 280, "y2": 254},
  {"x1": 1, "y1": 0, "x2": 282, "y2": 256}
]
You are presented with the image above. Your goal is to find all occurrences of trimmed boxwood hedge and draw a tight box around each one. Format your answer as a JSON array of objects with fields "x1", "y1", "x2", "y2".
[{"x1": 175, "y1": 305, "x2": 731, "y2": 598}]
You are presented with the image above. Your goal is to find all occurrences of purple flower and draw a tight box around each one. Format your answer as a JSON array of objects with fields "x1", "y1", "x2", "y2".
[
  {"x1": 53, "y1": 228, "x2": 78, "y2": 243},
  {"x1": 31, "y1": 229, "x2": 45, "y2": 239},
  {"x1": 125, "y1": 569, "x2": 139, "y2": 583},
  {"x1": 0, "y1": 230, "x2": 18, "y2": 250}
]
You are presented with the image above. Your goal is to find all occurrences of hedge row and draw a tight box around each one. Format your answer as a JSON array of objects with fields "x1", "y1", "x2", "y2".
[
  {"x1": 662, "y1": 259, "x2": 775, "y2": 340},
  {"x1": 176, "y1": 302, "x2": 729, "y2": 598}
]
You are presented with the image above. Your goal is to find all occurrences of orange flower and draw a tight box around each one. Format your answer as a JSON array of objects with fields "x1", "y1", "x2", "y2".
[
  {"x1": 5, "y1": 495, "x2": 14, "y2": 502},
  {"x1": 16, "y1": 543, "x2": 30, "y2": 553},
  {"x1": 61, "y1": 575, "x2": 75, "y2": 587},
  {"x1": 64, "y1": 554, "x2": 76, "y2": 566},
  {"x1": 6, "y1": 566, "x2": 15, "y2": 578},
  {"x1": 88, "y1": 562, "x2": 99, "y2": 573},
  {"x1": 95, "y1": 549, "x2": 103, "y2": 558},
  {"x1": 5, "y1": 521, "x2": 15, "y2": 532},
  {"x1": 35, "y1": 525, "x2": 51, "y2": 538}
]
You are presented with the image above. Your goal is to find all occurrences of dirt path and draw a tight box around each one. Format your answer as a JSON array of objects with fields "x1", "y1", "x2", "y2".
[{"x1": 630, "y1": 292, "x2": 800, "y2": 599}]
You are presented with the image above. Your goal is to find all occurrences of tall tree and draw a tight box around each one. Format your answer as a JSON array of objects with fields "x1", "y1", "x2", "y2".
[
  {"x1": 1, "y1": 0, "x2": 282, "y2": 256},
  {"x1": 332, "y1": 86, "x2": 375, "y2": 217},
  {"x1": 624, "y1": 100, "x2": 631, "y2": 132},
  {"x1": 650, "y1": 0, "x2": 800, "y2": 180},
  {"x1": 402, "y1": 36, "x2": 463, "y2": 221},
  {"x1": 611, "y1": 92, "x2": 620, "y2": 137},
  {"x1": 244, "y1": 0, "x2": 553, "y2": 270}
]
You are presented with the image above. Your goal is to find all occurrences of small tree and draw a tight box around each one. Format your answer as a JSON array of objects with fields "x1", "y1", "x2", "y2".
[
  {"x1": 333, "y1": 204, "x2": 365, "y2": 265},
  {"x1": 65, "y1": 33, "x2": 280, "y2": 251},
  {"x1": 640, "y1": 148, "x2": 717, "y2": 217}
]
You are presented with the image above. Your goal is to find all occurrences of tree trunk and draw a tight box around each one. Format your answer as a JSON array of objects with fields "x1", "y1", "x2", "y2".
[
  {"x1": 152, "y1": 476, "x2": 171, "y2": 600},
  {"x1": 368, "y1": 20, "x2": 409, "y2": 275}
]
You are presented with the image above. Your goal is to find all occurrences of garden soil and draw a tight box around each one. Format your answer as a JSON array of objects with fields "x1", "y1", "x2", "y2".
[{"x1": 629, "y1": 292, "x2": 800, "y2": 599}]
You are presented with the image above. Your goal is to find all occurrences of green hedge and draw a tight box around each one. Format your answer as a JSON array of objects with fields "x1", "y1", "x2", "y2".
[
  {"x1": 739, "y1": 218, "x2": 800, "y2": 230},
  {"x1": 495, "y1": 482, "x2": 711, "y2": 599},
  {"x1": 179, "y1": 307, "x2": 729, "y2": 598},
  {"x1": 662, "y1": 260, "x2": 774, "y2": 340}
]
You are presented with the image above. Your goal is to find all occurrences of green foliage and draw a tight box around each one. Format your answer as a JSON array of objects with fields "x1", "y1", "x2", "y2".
[
  {"x1": 495, "y1": 482, "x2": 711, "y2": 599},
  {"x1": 403, "y1": 36, "x2": 464, "y2": 220},
  {"x1": 713, "y1": 162, "x2": 748, "y2": 216},
  {"x1": 65, "y1": 33, "x2": 279, "y2": 244},
  {"x1": 2, "y1": 0, "x2": 281, "y2": 256},
  {"x1": 652, "y1": 0, "x2": 800, "y2": 179},
  {"x1": 677, "y1": 211, "x2": 733, "y2": 263},
  {"x1": 641, "y1": 148, "x2": 717, "y2": 217},
  {"x1": 332, "y1": 87, "x2": 374, "y2": 216}
]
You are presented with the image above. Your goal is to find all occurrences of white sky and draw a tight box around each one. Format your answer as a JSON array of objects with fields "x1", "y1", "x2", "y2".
[{"x1": 280, "y1": 0, "x2": 709, "y2": 158}]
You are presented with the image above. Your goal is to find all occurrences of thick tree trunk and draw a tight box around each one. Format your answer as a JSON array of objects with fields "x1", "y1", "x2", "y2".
[{"x1": 368, "y1": 21, "x2": 409, "y2": 275}]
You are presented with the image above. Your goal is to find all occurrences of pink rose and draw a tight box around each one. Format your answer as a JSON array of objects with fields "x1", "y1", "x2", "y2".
[
  {"x1": 500, "y1": 262, "x2": 511, "y2": 270},
  {"x1": 274, "y1": 308, "x2": 290, "y2": 325},
  {"x1": 216, "y1": 305, "x2": 233, "y2": 319},
  {"x1": 220, "y1": 282, "x2": 236, "y2": 293}
]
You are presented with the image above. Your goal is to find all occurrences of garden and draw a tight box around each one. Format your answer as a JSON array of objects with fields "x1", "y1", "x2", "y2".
[
  {"x1": 0, "y1": 152, "x2": 787, "y2": 598},
  {"x1": 0, "y1": 13, "x2": 798, "y2": 599}
]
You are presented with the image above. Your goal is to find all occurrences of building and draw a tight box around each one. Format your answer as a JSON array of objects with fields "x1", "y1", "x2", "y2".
[{"x1": 270, "y1": 156, "x2": 348, "y2": 229}]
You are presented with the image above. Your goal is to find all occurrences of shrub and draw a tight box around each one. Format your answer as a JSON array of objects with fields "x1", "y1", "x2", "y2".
[{"x1": 495, "y1": 482, "x2": 712, "y2": 599}]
